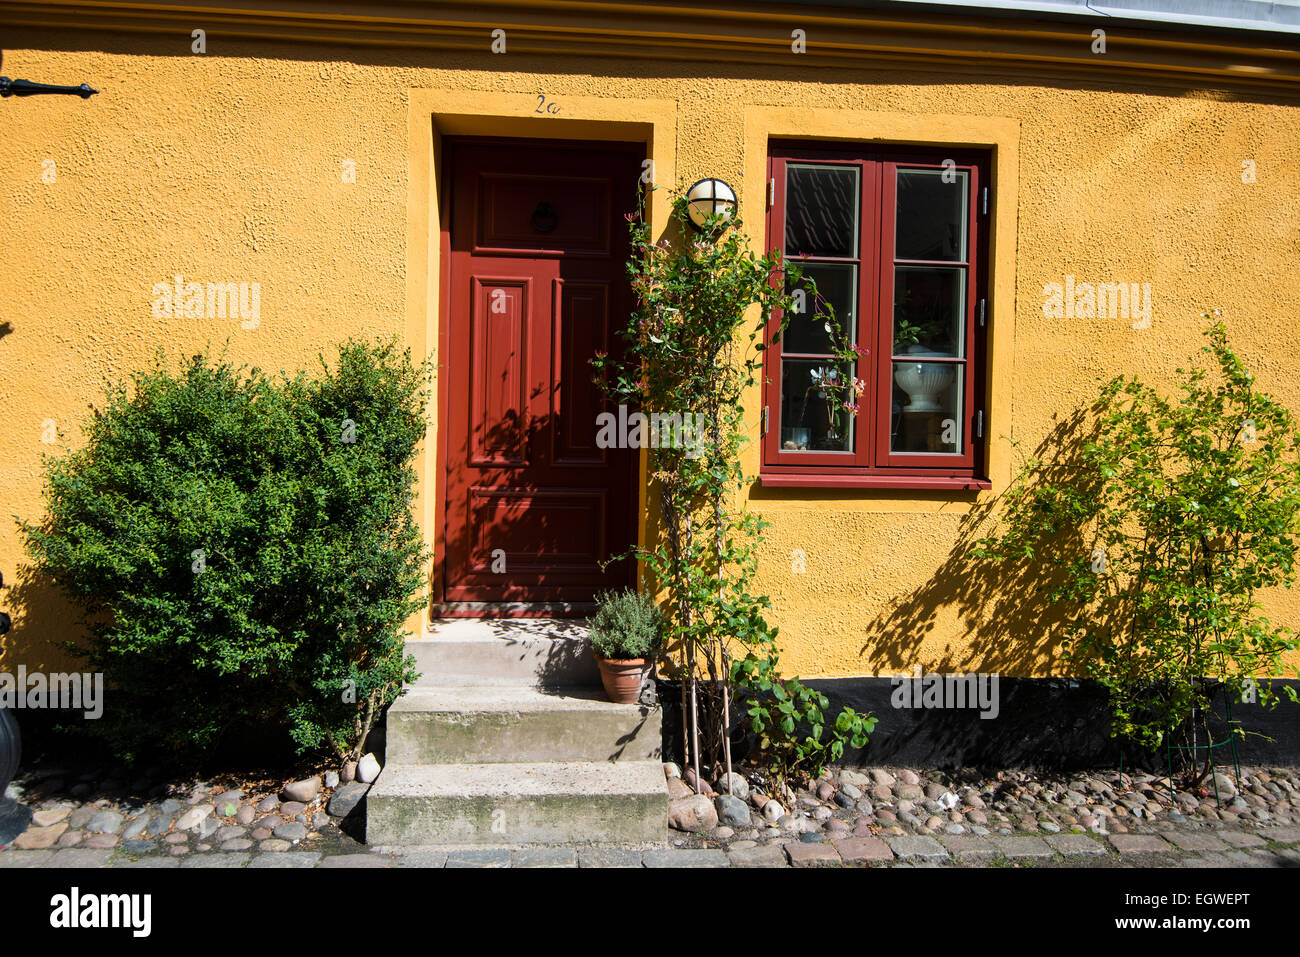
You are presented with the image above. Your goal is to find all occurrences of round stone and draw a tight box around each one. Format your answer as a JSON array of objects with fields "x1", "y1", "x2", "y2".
[
  {"x1": 715, "y1": 773, "x2": 751, "y2": 802},
  {"x1": 273, "y1": 821, "x2": 308, "y2": 842},
  {"x1": 87, "y1": 810, "x2": 124, "y2": 834}
]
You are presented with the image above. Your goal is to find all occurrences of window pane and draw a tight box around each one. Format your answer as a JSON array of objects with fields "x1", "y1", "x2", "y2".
[
  {"x1": 785, "y1": 263, "x2": 857, "y2": 355},
  {"x1": 896, "y1": 169, "x2": 968, "y2": 262},
  {"x1": 785, "y1": 164, "x2": 859, "y2": 258},
  {"x1": 780, "y1": 359, "x2": 855, "y2": 453},
  {"x1": 891, "y1": 362, "x2": 963, "y2": 454},
  {"x1": 893, "y1": 266, "x2": 965, "y2": 358}
]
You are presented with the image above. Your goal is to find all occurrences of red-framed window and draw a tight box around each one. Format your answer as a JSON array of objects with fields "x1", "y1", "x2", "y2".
[{"x1": 762, "y1": 142, "x2": 991, "y2": 490}]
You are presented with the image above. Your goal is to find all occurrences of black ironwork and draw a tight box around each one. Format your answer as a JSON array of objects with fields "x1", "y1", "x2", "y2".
[
  {"x1": 531, "y1": 201, "x2": 558, "y2": 232},
  {"x1": 0, "y1": 77, "x2": 98, "y2": 98}
]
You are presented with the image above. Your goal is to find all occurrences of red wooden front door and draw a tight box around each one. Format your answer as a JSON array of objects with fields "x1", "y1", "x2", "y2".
[{"x1": 440, "y1": 140, "x2": 640, "y2": 609}]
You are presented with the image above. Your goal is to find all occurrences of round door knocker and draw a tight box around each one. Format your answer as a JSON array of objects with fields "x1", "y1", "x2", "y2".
[{"x1": 531, "y1": 201, "x2": 558, "y2": 232}]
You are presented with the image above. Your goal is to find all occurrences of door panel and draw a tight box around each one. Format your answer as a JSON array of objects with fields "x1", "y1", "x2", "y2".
[
  {"x1": 468, "y1": 276, "x2": 530, "y2": 467},
  {"x1": 553, "y1": 280, "x2": 611, "y2": 467},
  {"x1": 443, "y1": 141, "x2": 640, "y2": 607},
  {"x1": 476, "y1": 173, "x2": 613, "y2": 255}
]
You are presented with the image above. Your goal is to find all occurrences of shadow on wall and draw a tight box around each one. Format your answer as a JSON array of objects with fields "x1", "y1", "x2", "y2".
[
  {"x1": 0, "y1": 563, "x2": 87, "y2": 676},
  {"x1": 817, "y1": 402, "x2": 1300, "y2": 768},
  {"x1": 856, "y1": 405, "x2": 1100, "y2": 679}
]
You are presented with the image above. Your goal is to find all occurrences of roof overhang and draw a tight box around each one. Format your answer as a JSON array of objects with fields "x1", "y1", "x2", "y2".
[{"x1": 3, "y1": 0, "x2": 1300, "y2": 91}]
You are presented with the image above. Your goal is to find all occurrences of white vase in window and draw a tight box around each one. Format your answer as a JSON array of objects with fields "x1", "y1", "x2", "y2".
[{"x1": 894, "y1": 344, "x2": 955, "y2": 413}]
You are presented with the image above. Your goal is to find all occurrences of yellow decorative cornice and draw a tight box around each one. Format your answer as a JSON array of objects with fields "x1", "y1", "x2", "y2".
[{"x1": 3, "y1": 0, "x2": 1300, "y2": 91}]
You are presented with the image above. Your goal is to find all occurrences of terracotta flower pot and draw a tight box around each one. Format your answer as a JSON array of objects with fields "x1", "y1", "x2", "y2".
[{"x1": 594, "y1": 655, "x2": 648, "y2": 703}]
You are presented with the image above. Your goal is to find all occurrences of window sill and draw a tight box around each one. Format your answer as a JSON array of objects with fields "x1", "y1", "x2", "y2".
[{"x1": 758, "y1": 472, "x2": 991, "y2": 491}]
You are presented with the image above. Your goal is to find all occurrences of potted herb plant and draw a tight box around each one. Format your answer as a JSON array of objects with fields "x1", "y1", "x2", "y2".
[{"x1": 588, "y1": 588, "x2": 663, "y2": 703}]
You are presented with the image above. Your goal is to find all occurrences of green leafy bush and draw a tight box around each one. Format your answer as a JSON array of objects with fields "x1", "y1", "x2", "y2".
[
  {"x1": 20, "y1": 340, "x2": 430, "y2": 762},
  {"x1": 589, "y1": 588, "x2": 664, "y2": 660},
  {"x1": 732, "y1": 646, "x2": 876, "y2": 786},
  {"x1": 976, "y1": 319, "x2": 1300, "y2": 783}
]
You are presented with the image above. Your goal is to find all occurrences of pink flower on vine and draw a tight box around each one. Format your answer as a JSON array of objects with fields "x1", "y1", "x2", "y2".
[{"x1": 851, "y1": 343, "x2": 870, "y2": 358}]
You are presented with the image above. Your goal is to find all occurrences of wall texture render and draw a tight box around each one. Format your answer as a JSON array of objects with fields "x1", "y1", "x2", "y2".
[{"x1": 3, "y1": 24, "x2": 1300, "y2": 683}]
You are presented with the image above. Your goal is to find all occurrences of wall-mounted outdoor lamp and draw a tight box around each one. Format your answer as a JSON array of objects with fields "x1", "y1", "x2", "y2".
[
  {"x1": 685, "y1": 177, "x2": 737, "y2": 231},
  {"x1": 0, "y1": 77, "x2": 98, "y2": 98}
]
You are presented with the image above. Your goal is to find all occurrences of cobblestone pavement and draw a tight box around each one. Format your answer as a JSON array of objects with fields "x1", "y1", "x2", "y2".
[
  {"x1": 2, "y1": 825, "x2": 1299, "y2": 868},
  {"x1": 5, "y1": 762, "x2": 1299, "y2": 868}
]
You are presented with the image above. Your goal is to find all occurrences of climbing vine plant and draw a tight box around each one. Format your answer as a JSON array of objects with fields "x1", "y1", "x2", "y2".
[
  {"x1": 593, "y1": 191, "x2": 875, "y2": 789},
  {"x1": 975, "y1": 319, "x2": 1300, "y2": 785}
]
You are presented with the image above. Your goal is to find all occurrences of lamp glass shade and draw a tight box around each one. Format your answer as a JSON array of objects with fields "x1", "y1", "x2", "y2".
[{"x1": 686, "y1": 178, "x2": 737, "y2": 230}]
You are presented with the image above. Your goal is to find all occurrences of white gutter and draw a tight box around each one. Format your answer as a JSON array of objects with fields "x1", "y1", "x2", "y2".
[{"x1": 882, "y1": 0, "x2": 1300, "y2": 35}]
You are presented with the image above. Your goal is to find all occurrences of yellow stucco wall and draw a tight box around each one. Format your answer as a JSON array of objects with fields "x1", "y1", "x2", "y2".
[{"x1": 4, "y1": 27, "x2": 1300, "y2": 680}]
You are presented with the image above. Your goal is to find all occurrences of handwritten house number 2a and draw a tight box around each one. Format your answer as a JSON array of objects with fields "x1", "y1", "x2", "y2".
[{"x1": 535, "y1": 94, "x2": 561, "y2": 115}]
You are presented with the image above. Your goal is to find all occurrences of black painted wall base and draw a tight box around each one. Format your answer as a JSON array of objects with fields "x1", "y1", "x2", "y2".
[{"x1": 656, "y1": 676, "x2": 1300, "y2": 771}]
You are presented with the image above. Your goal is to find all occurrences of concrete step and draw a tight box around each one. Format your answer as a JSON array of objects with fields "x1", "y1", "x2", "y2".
[
  {"x1": 365, "y1": 761, "x2": 669, "y2": 845},
  {"x1": 387, "y1": 686, "x2": 662, "y2": 765},
  {"x1": 408, "y1": 618, "x2": 599, "y2": 687}
]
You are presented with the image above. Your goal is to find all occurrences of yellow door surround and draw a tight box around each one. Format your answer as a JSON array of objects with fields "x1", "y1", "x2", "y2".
[{"x1": 403, "y1": 89, "x2": 677, "y2": 632}]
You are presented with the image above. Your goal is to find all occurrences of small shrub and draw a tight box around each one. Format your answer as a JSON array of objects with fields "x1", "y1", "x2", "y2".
[
  {"x1": 20, "y1": 340, "x2": 430, "y2": 763},
  {"x1": 975, "y1": 319, "x2": 1300, "y2": 783},
  {"x1": 588, "y1": 588, "x2": 664, "y2": 660},
  {"x1": 732, "y1": 645, "x2": 876, "y2": 786}
]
